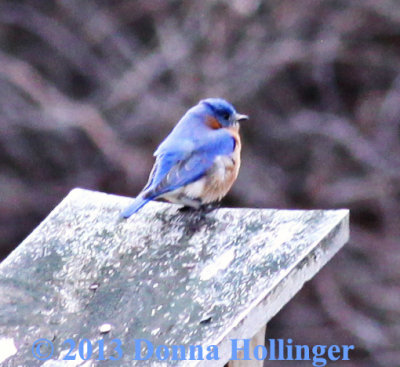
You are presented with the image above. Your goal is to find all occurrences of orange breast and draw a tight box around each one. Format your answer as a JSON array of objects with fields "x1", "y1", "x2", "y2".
[{"x1": 201, "y1": 127, "x2": 242, "y2": 203}]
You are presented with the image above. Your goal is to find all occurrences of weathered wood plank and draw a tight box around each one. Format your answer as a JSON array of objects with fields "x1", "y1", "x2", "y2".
[
  {"x1": 0, "y1": 188, "x2": 349, "y2": 366},
  {"x1": 227, "y1": 325, "x2": 266, "y2": 367}
]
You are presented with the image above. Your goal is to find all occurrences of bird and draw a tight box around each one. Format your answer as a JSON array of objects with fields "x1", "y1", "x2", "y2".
[{"x1": 121, "y1": 98, "x2": 248, "y2": 218}]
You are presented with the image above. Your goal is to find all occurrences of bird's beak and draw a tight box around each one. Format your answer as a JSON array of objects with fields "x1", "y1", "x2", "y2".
[{"x1": 235, "y1": 113, "x2": 249, "y2": 122}]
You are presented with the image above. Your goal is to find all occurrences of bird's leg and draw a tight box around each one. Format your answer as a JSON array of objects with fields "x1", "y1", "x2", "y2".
[
  {"x1": 178, "y1": 197, "x2": 202, "y2": 213},
  {"x1": 178, "y1": 206, "x2": 196, "y2": 213},
  {"x1": 179, "y1": 201, "x2": 219, "y2": 215},
  {"x1": 200, "y1": 202, "x2": 220, "y2": 214}
]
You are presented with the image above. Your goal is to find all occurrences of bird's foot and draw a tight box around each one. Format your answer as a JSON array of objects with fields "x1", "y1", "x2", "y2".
[
  {"x1": 178, "y1": 206, "x2": 197, "y2": 213},
  {"x1": 178, "y1": 202, "x2": 218, "y2": 216},
  {"x1": 199, "y1": 202, "x2": 220, "y2": 214}
]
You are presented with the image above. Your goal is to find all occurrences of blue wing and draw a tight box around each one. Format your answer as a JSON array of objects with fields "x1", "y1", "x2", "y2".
[
  {"x1": 146, "y1": 150, "x2": 214, "y2": 197},
  {"x1": 148, "y1": 129, "x2": 235, "y2": 196}
]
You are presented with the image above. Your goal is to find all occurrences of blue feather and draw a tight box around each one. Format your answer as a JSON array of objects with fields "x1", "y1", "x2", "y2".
[{"x1": 120, "y1": 195, "x2": 151, "y2": 218}]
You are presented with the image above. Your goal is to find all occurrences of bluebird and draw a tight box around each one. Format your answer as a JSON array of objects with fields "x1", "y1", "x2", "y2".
[{"x1": 121, "y1": 98, "x2": 248, "y2": 218}]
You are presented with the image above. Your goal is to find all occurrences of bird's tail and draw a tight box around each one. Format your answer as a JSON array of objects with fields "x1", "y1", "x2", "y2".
[{"x1": 121, "y1": 194, "x2": 151, "y2": 218}]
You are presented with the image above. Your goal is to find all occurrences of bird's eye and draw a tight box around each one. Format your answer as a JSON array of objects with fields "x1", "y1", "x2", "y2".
[{"x1": 221, "y1": 111, "x2": 230, "y2": 120}]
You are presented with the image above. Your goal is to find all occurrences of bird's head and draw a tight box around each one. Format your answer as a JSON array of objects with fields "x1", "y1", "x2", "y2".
[{"x1": 201, "y1": 98, "x2": 248, "y2": 129}]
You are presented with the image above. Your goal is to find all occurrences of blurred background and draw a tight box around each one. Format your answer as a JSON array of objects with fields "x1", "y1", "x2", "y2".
[{"x1": 0, "y1": 0, "x2": 399, "y2": 365}]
